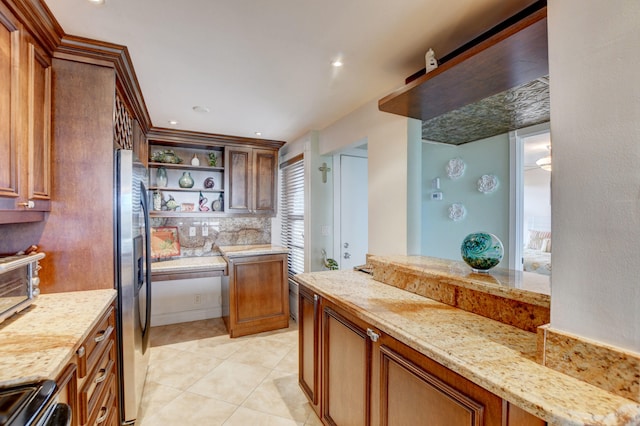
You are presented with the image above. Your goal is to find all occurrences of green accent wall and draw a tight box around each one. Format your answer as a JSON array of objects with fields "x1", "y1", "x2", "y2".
[{"x1": 421, "y1": 134, "x2": 510, "y2": 267}]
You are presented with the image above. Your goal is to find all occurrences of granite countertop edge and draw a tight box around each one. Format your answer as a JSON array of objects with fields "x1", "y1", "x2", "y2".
[
  {"x1": 0, "y1": 289, "x2": 117, "y2": 386},
  {"x1": 293, "y1": 270, "x2": 640, "y2": 426},
  {"x1": 218, "y1": 244, "x2": 289, "y2": 258}
]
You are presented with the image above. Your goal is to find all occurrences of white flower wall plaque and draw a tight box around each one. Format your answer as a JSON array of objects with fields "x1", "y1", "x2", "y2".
[
  {"x1": 477, "y1": 174, "x2": 499, "y2": 193},
  {"x1": 446, "y1": 158, "x2": 465, "y2": 180},
  {"x1": 448, "y1": 203, "x2": 466, "y2": 221}
]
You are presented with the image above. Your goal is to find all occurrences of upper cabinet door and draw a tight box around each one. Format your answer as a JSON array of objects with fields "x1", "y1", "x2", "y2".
[
  {"x1": 252, "y1": 149, "x2": 277, "y2": 215},
  {"x1": 0, "y1": 4, "x2": 21, "y2": 208},
  {"x1": 225, "y1": 146, "x2": 252, "y2": 213},
  {"x1": 26, "y1": 35, "x2": 52, "y2": 206}
]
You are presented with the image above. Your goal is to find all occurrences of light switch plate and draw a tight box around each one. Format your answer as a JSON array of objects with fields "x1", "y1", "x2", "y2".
[{"x1": 189, "y1": 227, "x2": 196, "y2": 237}]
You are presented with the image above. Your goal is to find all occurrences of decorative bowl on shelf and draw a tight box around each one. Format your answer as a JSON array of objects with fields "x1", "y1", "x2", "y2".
[
  {"x1": 460, "y1": 232, "x2": 504, "y2": 272},
  {"x1": 203, "y1": 177, "x2": 215, "y2": 189},
  {"x1": 151, "y1": 149, "x2": 183, "y2": 164}
]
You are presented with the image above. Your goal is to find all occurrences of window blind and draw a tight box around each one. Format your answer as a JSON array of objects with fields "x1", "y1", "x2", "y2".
[{"x1": 281, "y1": 158, "x2": 304, "y2": 276}]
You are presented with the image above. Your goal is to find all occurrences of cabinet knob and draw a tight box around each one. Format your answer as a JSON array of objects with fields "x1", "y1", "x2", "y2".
[
  {"x1": 366, "y1": 328, "x2": 380, "y2": 342},
  {"x1": 18, "y1": 201, "x2": 35, "y2": 209}
]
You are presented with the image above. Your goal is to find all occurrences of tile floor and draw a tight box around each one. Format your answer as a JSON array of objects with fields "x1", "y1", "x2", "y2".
[{"x1": 138, "y1": 318, "x2": 323, "y2": 425}]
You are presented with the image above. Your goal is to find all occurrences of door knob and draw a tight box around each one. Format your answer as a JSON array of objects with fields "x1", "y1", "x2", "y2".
[
  {"x1": 343, "y1": 242, "x2": 349, "y2": 248},
  {"x1": 343, "y1": 252, "x2": 351, "y2": 259}
]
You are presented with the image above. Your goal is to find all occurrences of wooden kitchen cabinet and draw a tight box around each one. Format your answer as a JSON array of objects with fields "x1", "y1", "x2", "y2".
[
  {"x1": 225, "y1": 146, "x2": 277, "y2": 215},
  {"x1": 297, "y1": 282, "x2": 547, "y2": 426},
  {"x1": 56, "y1": 303, "x2": 118, "y2": 426},
  {"x1": 298, "y1": 285, "x2": 321, "y2": 416},
  {"x1": 222, "y1": 253, "x2": 289, "y2": 337},
  {"x1": 322, "y1": 303, "x2": 373, "y2": 426},
  {"x1": 0, "y1": 1, "x2": 51, "y2": 223}
]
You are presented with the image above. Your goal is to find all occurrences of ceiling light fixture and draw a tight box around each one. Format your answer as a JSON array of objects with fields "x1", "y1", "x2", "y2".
[
  {"x1": 536, "y1": 156, "x2": 552, "y2": 171},
  {"x1": 87, "y1": 0, "x2": 105, "y2": 5},
  {"x1": 168, "y1": 120, "x2": 179, "y2": 126},
  {"x1": 255, "y1": 132, "x2": 262, "y2": 137},
  {"x1": 331, "y1": 59, "x2": 343, "y2": 67},
  {"x1": 192, "y1": 106, "x2": 210, "y2": 113}
]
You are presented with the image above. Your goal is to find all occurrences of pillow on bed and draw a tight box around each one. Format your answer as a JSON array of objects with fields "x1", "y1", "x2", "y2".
[
  {"x1": 528, "y1": 230, "x2": 551, "y2": 250},
  {"x1": 541, "y1": 238, "x2": 552, "y2": 253}
]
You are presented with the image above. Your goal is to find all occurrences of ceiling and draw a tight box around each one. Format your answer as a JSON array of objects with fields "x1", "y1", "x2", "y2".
[{"x1": 43, "y1": 0, "x2": 536, "y2": 143}]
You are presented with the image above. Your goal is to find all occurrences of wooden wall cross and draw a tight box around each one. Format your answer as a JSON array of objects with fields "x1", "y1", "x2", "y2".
[{"x1": 319, "y1": 162, "x2": 331, "y2": 183}]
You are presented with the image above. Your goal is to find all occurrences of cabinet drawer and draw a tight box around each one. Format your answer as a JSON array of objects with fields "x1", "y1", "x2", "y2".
[
  {"x1": 89, "y1": 371, "x2": 117, "y2": 426},
  {"x1": 80, "y1": 339, "x2": 116, "y2": 425},
  {"x1": 78, "y1": 306, "x2": 115, "y2": 379}
]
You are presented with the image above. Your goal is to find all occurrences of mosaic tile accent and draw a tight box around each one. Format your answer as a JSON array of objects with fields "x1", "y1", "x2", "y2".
[
  {"x1": 422, "y1": 77, "x2": 550, "y2": 144},
  {"x1": 540, "y1": 325, "x2": 640, "y2": 404}
]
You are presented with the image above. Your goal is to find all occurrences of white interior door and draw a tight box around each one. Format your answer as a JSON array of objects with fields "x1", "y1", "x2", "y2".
[{"x1": 339, "y1": 155, "x2": 368, "y2": 269}]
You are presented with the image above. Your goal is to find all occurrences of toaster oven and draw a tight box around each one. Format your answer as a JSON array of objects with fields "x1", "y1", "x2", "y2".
[{"x1": 0, "y1": 253, "x2": 45, "y2": 324}]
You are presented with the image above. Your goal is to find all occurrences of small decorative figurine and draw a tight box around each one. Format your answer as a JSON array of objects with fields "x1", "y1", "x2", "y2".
[
  {"x1": 164, "y1": 195, "x2": 179, "y2": 211},
  {"x1": 425, "y1": 48, "x2": 438, "y2": 73},
  {"x1": 191, "y1": 154, "x2": 200, "y2": 166},
  {"x1": 153, "y1": 191, "x2": 162, "y2": 211},
  {"x1": 199, "y1": 191, "x2": 210, "y2": 211}
]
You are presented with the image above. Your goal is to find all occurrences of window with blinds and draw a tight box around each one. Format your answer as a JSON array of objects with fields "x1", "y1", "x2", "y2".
[{"x1": 281, "y1": 157, "x2": 304, "y2": 276}]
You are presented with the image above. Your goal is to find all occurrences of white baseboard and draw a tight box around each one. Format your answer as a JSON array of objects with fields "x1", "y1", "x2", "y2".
[{"x1": 151, "y1": 307, "x2": 222, "y2": 327}]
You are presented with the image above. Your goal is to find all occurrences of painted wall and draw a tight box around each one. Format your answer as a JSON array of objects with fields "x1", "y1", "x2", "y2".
[
  {"x1": 319, "y1": 99, "x2": 415, "y2": 256},
  {"x1": 151, "y1": 277, "x2": 222, "y2": 326},
  {"x1": 548, "y1": 0, "x2": 640, "y2": 351},
  {"x1": 421, "y1": 134, "x2": 511, "y2": 266},
  {"x1": 523, "y1": 168, "x2": 551, "y2": 246}
]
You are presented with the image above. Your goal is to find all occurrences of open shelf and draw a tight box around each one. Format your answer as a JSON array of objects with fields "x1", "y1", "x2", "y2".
[{"x1": 148, "y1": 162, "x2": 224, "y2": 172}]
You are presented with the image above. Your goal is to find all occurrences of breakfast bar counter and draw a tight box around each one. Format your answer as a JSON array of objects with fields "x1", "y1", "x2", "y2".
[{"x1": 294, "y1": 269, "x2": 640, "y2": 425}]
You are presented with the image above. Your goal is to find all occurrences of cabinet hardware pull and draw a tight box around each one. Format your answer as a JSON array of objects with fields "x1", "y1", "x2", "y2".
[
  {"x1": 77, "y1": 346, "x2": 85, "y2": 357},
  {"x1": 95, "y1": 368, "x2": 108, "y2": 384},
  {"x1": 366, "y1": 328, "x2": 380, "y2": 342},
  {"x1": 95, "y1": 406, "x2": 109, "y2": 424},
  {"x1": 17, "y1": 201, "x2": 35, "y2": 209},
  {"x1": 94, "y1": 329, "x2": 107, "y2": 343}
]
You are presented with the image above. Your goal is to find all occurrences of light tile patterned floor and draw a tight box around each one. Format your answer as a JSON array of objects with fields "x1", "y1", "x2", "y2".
[{"x1": 137, "y1": 318, "x2": 323, "y2": 425}]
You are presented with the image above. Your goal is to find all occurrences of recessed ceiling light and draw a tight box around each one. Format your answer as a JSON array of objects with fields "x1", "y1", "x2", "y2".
[
  {"x1": 255, "y1": 132, "x2": 262, "y2": 137},
  {"x1": 192, "y1": 106, "x2": 210, "y2": 113},
  {"x1": 331, "y1": 59, "x2": 343, "y2": 67},
  {"x1": 88, "y1": 0, "x2": 105, "y2": 4},
  {"x1": 168, "y1": 120, "x2": 179, "y2": 126}
]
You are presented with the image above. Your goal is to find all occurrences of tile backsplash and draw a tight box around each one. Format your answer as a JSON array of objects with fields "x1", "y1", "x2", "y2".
[{"x1": 150, "y1": 216, "x2": 271, "y2": 259}]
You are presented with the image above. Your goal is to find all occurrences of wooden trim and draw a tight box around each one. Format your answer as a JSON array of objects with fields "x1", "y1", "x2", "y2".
[
  {"x1": 54, "y1": 34, "x2": 152, "y2": 133},
  {"x1": 279, "y1": 153, "x2": 303, "y2": 170},
  {"x1": 148, "y1": 127, "x2": 286, "y2": 150},
  {"x1": 378, "y1": 4, "x2": 547, "y2": 122},
  {"x1": 2, "y1": 0, "x2": 62, "y2": 54},
  {"x1": 151, "y1": 269, "x2": 225, "y2": 282}
]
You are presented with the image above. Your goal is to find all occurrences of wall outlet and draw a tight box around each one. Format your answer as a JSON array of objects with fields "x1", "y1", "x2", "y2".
[
  {"x1": 189, "y1": 226, "x2": 196, "y2": 237},
  {"x1": 194, "y1": 294, "x2": 202, "y2": 305},
  {"x1": 202, "y1": 226, "x2": 208, "y2": 236}
]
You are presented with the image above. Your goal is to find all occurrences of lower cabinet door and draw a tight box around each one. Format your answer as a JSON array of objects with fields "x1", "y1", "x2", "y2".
[
  {"x1": 380, "y1": 345, "x2": 484, "y2": 426},
  {"x1": 322, "y1": 306, "x2": 371, "y2": 426},
  {"x1": 298, "y1": 286, "x2": 320, "y2": 415}
]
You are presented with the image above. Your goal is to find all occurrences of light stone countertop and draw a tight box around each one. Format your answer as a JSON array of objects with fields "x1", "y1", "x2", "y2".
[
  {"x1": 151, "y1": 256, "x2": 227, "y2": 273},
  {"x1": 218, "y1": 244, "x2": 289, "y2": 258},
  {"x1": 294, "y1": 270, "x2": 640, "y2": 426},
  {"x1": 0, "y1": 289, "x2": 117, "y2": 385},
  {"x1": 369, "y1": 254, "x2": 551, "y2": 306}
]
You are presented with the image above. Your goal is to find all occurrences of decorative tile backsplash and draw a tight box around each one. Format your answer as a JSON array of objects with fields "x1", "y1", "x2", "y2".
[{"x1": 150, "y1": 217, "x2": 271, "y2": 260}]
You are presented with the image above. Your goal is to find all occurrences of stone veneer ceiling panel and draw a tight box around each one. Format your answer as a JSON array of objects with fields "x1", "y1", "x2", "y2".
[{"x1": 422, "y1": 77, "x2": 550, "y2": 145}]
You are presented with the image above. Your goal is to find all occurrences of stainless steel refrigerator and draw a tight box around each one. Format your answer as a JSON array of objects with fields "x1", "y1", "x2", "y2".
[{"x1": 115, "y1": 149, "x2": 151, "y2": 425}]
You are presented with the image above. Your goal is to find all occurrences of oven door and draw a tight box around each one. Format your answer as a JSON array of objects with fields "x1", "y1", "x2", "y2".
[{"x1": 0, "y1": 380, "x2": 70, "y2": 426}]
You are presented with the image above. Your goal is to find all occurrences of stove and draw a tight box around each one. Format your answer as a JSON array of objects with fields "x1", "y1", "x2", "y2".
[{"x1": 0, "y1": 380, "x2": 70, "y2": 426}]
